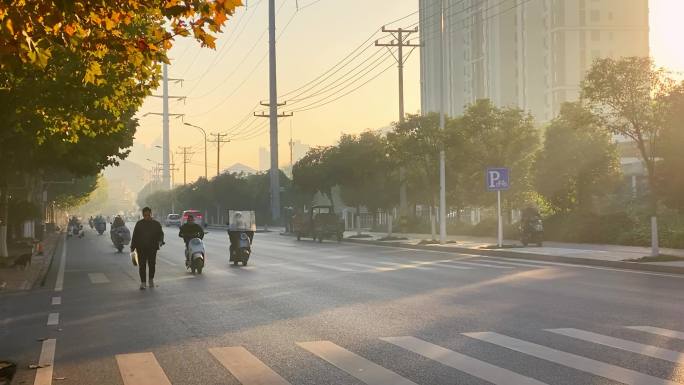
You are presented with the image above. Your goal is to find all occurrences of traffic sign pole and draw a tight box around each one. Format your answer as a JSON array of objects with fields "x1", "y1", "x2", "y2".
[{"x1": 497, "y1": 190, "x2": 503, "y2": 248}]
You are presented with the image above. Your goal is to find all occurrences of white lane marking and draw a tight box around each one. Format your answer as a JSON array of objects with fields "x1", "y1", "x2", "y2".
[
  {"x1": 446, "y1": 261, "x2": 513, "y2": 269},
  {"x1": 88, "y1": 273, "x2": 110, "y2": 284},
  {"x1": 481, "y1": 256, "x2": 684, "y2": 279},
  {"x1": 382, "y1": 336, "x2": 548, "y2": 385},
  {"x1": 464, "y1": 332, "x2": 680, "y2": 385},
  {"x1": 209, "y1": 346, "x2": 292, "y2": 385},
  {"x1": 54, "y1": 235, "x2": 66, "y2": 292},
  {"x1": 33, "y1": 338, "x2": 56, "y2": 385},
  {"x1": 626, "y1": 326, "x2": 684, "y2": 341},
  {"x1": 472, "y1": 259, "x2": 549, "y2": 269},
  {"x1": 298, "y1": 341, "x2": 418, "y2": 385},
  {"x1": 115, "y1": 352, "x2": 173, "y2": 385},
  {"x1": 306, "y1": 262, "x2": 355, "y2": 272},
  {"x1": 47, "y1": 313, "x2": 59, "y2": 326},
  {"x1": 51, "y1": 297, "x2": 61, "y2": 305},
  {"x1": 157, "y1": 257, "x2": 179, "y2": 266},
  {"x1": 547, "y1": 328, "x2": 684, "y2": 364}
]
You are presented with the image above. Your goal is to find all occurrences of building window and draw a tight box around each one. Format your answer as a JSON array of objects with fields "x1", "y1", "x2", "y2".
[
  {"x1": 591, "y1": 30, "x2": 600, "y2": 41},
  {"x1": 590, "y1": 10, "x2": 600, "y2": 22}
]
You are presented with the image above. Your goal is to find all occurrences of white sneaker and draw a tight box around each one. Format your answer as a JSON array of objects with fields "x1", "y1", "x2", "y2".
[
  {"x1": 149, "y1": 279, "x2": 155, "y2": 288},
  {"x1": 139, "y1": 282, "x2": 146, "y2": 290}
]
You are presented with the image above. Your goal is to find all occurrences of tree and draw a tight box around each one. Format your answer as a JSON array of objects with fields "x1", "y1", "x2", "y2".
[
  {"x1": 581, "y1": 57, "x2": 681, "y2": 255},
  {"x1": 388, "y1": 113, "x2": 445, "y2": 210},
  {"x1": 0, "y1": 0, "x2": 240, "y2": 79},
  {"x1": 335, "y1": 131, "x2": 398, "y2": 228},
  {"x1": 657, "y1": 87, "x2": 684, "y2": 212},
  {"x1": 292, "y1": 146, "x2": 338, "y2": 205},
  {"x1": 457, "y1": 99, "x2": 539, "y2": 211},
  {"x1": 535, "y1": 102, "x2": 621, "y2": 213}
]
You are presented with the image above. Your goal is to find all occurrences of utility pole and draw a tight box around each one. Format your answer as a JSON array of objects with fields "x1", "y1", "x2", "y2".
[
  {"x1": 255, "y1": 98, "x2": 292, "y2": 222},
  {"x1": 177, "y1": 146, "x2": 195, "y2": 185},
  {"x1": 375, "y1": 26, "x2": 420, "y2": 225},
  {"x1": 268, "y1": 0, "x2": 285, "y2": 223},
  {"x1": 438, "y1": 0, "x2": 447, "y2": 245},
  {"x1": 143, "y1": 63, "x2": 185, "y2": 190},
  {"x1": 209, "y1": 133, "x2": 230, "y2": 177}
]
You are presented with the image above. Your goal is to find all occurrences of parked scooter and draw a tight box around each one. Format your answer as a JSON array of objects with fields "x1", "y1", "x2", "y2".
[{"x1": 520, "y1": 211, "x2": 544, "y2": 247}]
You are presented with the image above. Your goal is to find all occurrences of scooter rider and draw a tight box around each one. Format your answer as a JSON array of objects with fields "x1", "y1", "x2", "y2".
[{"x1": 179, "y1": 215, "x2": 204, "y2": 261}]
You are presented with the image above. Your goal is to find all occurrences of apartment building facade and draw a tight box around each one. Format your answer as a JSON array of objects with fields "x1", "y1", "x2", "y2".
[{"x1": 419, "y1": 0, "x2": 650, "y2": 121}]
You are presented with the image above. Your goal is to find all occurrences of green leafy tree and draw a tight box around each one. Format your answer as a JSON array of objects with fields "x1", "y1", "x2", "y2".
[
  {"x1": 535, "y1": 102, "x2": 621, "y2": 213},
  {"x1": 657, "y1": 87, "x2": 684, "y2": 212},
  {"x1": 581, "y1": 56, "x2": 682, "y2": 255},
  {"x1": 457, "y1": 99, "x2": 539, "y2": 210},
  {"x1": 293, "y1": 146, "x2": 338, "y2": 205}
]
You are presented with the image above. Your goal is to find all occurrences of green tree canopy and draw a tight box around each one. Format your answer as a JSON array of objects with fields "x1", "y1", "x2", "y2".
[{"x1": 535, "y1": 102, "x2": 621, "y2": 213}]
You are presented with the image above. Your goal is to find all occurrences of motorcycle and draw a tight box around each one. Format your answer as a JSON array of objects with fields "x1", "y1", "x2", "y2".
[
  {"x1": 227, "y1": 210, "x2": 255, "y2": 267},
  {"x1": 228, "y1": 230, "x2": 252, "y2": 266},
  {"x1": 520, "y1": 217, "x2": 544, "y2": 247},
  {"x1": 110, "y1": 226, "x2": 131, "y2": 253},
  {"x1": 67, "y1": 223, "x2": 84, "y2": 238},
  {"x1": 95, "y1": 221, "x2": 106, "y2": 235},
  {"x1": 184, "y1": 231, "x2": 207, "y2": 274}
]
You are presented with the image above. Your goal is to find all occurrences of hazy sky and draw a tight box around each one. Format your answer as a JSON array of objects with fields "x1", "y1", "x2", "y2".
[{"x1": 131, "y1": 0, "x2": 684, "y2": 183}]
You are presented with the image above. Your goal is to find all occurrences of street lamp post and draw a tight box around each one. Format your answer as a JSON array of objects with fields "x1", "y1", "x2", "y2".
[{"x1": 184, "y1": 122, "x2": 208, "y2": 180}]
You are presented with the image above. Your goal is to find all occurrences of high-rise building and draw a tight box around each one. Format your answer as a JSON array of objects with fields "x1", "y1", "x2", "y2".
[
  {"x1": 419, "y1": 0, "x2": 649, "y2": 121},
  {"x1": 258, "y1": 147, "x2": 270, "y2": 172}
]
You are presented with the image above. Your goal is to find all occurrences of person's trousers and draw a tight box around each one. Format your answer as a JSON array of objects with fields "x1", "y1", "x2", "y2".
[{"x1": 137, "y1": 250, "x2": 157, "y2": 283}]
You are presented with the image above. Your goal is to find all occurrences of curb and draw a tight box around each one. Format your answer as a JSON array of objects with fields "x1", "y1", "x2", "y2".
[
  {"x1": 39, "y1": 232, "x2": 63, "y2": 288},
  {"x1": 341, "y1": 238, "x2": 684, "y2": 275}
]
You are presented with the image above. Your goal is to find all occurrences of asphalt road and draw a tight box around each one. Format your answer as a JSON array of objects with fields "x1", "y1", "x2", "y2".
[{"x1": 2, "y1": 224, "x2": 684, "y2": 385}]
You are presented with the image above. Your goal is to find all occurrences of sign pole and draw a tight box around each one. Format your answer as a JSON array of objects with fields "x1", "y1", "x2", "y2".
[{"x1": 497, "y1": 190, "x2": 503, "y2": 248}]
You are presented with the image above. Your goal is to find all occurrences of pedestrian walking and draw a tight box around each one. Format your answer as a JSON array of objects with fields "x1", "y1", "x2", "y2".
[{"x1": 130, "y1": 207, "x2": 164, "y2": 290}]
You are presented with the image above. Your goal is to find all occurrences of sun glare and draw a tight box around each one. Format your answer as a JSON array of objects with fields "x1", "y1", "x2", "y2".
[{"x1": 650, "y1": 0, "x2": 684, "y2": 77}]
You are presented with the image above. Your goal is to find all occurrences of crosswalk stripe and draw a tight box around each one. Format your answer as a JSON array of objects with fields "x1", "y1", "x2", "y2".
[
  {"x1": 473, "y1": 260, "x2": 549, "y2": 269},
  {"x1": 278, "y1": 265, "x2": 316, "y2": 273},
  {"x1": 306, "y1": 262, "x2": 355, "y2": 272},
  {"x1": 447, "y1": 261, "x2": 514, "y2": 269},
  {"x1": 432, "y1": 262, "x2": 473, "y2": 270},
  {"x1": 33, "y1": 339, "x2": 56, "y2": 385},
  {"x1": 464, "y1": 332, "x2": 680, "y2": 385},
  {"x1": 116, "y1": 352, "x2": 173, "y2": 385},
  {"x1": 209, "y1": 346, "x2": 292, "y2": 385},
  {"x1": 547, "y1": 328, "x2": 684, "y2": 364},
  {"x1": 88, "y1": 273, "x2": 110, "y2": 284},
  {"x1": 382, "y1": 336, "x2": 548, "y2": 385},
  {"x1": 626, "y1": 326, "x2": 684, "y2": 341},
  {"x1": 51, "y1": 296, "x2": 61, "y2": 305},
  {"x1": 344, "y1": 262, "x2": 382, "y2": 270},
  {"x1": 297, "y1": 341, "x2": 418, "y2": 385},
  {"x1": 375, "y1": 261, "x2": 433, "y2": 270}
]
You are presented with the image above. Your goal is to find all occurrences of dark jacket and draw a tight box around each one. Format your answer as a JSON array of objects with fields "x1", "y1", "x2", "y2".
[
  {"x1": 179, "y1": 222, "x2": 204, "y2": 243},
  {"x1": 131, "y1": 219, "x2": 164, "y2": 253}
]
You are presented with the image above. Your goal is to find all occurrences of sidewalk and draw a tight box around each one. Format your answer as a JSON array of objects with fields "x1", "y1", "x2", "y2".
[
  {"x1": 341, "y1": 230, "x2": 684, "y2": 273},
  {"x1": 0, "y1": 232, "x2": 61, "y2": 292}
]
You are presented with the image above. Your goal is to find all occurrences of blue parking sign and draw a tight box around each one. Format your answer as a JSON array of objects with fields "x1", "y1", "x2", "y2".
[{"x1": 486, "y1": 168, "x2": 510, "y2": 191}]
